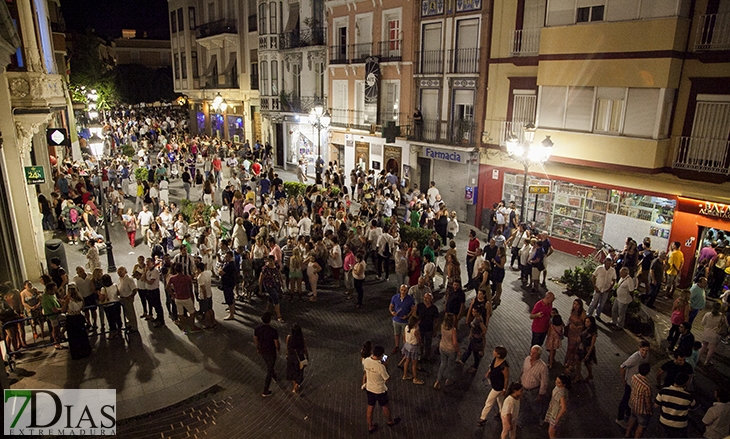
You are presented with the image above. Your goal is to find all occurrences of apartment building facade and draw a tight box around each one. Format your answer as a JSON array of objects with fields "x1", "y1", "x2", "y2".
[
  {"x1": 480, "y1": 0, "x2": 730, "y2": 286},
  {"x1": 258, "y1": 0, "x2": 328, "y2": 171},
  {"x1": 0, "y1": 0, "x2": 78, "y2": 285},
  {"x1": 168, "y1": 0, "x2": 261, "y2": 144}
]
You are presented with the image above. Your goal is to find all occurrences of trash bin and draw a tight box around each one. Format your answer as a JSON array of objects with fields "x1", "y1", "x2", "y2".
[{"x1": 45, "y1": 239, "x2": 68, "y2": 273}]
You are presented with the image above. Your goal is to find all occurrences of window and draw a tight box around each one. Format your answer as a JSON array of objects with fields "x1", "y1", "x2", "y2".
[
  {"x1": 576, "y1": 5, "x2": 604, "y2": 22},
  {"x1": 380, "y1": 81, "x2": 400, "y2": 121},
  {"x1": 594, "y1": 87, "x2": 625, "y2": 133},
  {"x1": 170, "y1": 11, "x2": 177, "y2": 33},
  {"x1": 332, "y1": 80, "x2": 348, "y2": 124},
  {"x1": 181, "y1": 53, "x2": 187, "y2": 79},
  {"x1": 564, "y1": 86, "x2": 594, "y2": 131},
  {"x1": 191, "y1": 51, "x2": 199, "y2": 78},
  {"x1": 512, "y1": 90, "x2": 537, "y2": 124},
  {"x1": 314, "y1": 62, "x2": 324, "y2": 98},
  {"x1": 623, "y1": 88, "x2": 659, "y2": 138},
  {"x1": 292, "y1": 63, "x2": 301, "y2": 98},
  {"x1": 271, "y1": 60, "x2": 278, "y2": 94},
  {"x1": 269, "y1": 2, "x2": 278, "y2": 34},
  {"x1": 260, "y1": 61, "x2": 268, "y2": 95},
  {"x1": 251, "y1": 62, "x2": 259, "y2": 89},
  {"x1": 178, "y1": 8, "x2": 185, "y2": 31},
  {"x1": 189, "y1": 7, "x2": 196, "y2": 30},
  {"x1": 259, "y1": 3, "x2": 267, "y2": 34},
  {"x1": 174, "y1": 53, "x2": 180, "y2": 79},
  {"x1": 248, "y1": 0, "x2": 257, "y2": 32},
  {"x1": 537, "y1": 86, "x2": 566, "y2": 129}
]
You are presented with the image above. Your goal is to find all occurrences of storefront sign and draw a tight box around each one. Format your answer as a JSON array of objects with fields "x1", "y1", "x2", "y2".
[
  {"x1": 46, "y1": 128, "x2": 69, "y2": 147},
  {"x1": 528, "y1": 185, "x2": 550, "y2": 195},
  {"x1": 678, "y1": 197, "x2": 730, "y2": 221},
  {"x1": 24, "y1": 166, "x2": 45, "y2": 185},
  {"x1": 421, "y1": 147, "x2": 466, "y2": 164}
]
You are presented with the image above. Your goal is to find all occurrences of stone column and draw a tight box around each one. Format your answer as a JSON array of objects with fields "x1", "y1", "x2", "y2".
[{"x1": 16, "y1": 0, "x2": 43, "y2": 72}]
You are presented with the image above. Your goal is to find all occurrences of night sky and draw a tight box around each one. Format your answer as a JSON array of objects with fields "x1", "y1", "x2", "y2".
[{"x1": 61, "y1": 0, "x2": 170, "y2": 39}]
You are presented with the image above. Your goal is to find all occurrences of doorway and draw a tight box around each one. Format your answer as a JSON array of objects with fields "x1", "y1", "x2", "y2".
[
  {"x1": 694, "y1": 226, "x2": 730, "y2": 298},
  {"x1": 275, "y1": 123, "x2": 284, "y2": 167},
  {"x1": 417, "y1": 156, "x2": 431, "y2": 193}
]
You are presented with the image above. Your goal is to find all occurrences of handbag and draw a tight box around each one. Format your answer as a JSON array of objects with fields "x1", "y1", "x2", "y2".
[{"x1": 297, "y1": 351, "x2": 308, "y2": 369}]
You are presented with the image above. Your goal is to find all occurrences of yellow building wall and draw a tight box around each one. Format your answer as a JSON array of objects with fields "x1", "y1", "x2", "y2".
[
  {"x1": 537, "y1": 57, "x2": 682, "y2": 88},
  {"x1": 489, "y1": 0, "x2": 519, "y2": 59},
  {"x1": 539, "y1": 17, "x2": 690, "y2": 55}
]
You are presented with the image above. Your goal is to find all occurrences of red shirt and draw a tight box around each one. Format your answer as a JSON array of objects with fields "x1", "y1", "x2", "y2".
[
  {"x1": 467, "y1": 237, "x2": 480, "y2": 257},
  {"x1": 168, "y1": 274, "x2": 193, "y2": 300},
  {"x1": 252, "y1": 162, "x2": 262, "y2": 176},
  {"x1": 212, "y1": 158, "x2": 222, "y2": 171},
  {"x1": 531, "y1": 299, "x2": 552, "y2": 333},
  {"x1": 343, "y1": 252, "x2": 356, "y2": 271}
]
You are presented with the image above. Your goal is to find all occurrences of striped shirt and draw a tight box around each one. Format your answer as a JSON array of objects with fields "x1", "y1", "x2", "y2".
[
  {"x1": 521, "y1": 356, "x2": 549, "y2": 395},
  {"x1": 628, "y1": 374, "x2": 652, "y2": 416},
  {"x1": 655, "y1": 385, "x2": 697, "y2": 428}
]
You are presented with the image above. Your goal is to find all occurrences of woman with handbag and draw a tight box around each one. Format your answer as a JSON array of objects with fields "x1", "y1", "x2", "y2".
[
  {"x1": 667, "y1": 290, "x2": 690, "y2": 351},
  {"x1": 285, "y1": 323, "x2": 309, "y2": 394}
]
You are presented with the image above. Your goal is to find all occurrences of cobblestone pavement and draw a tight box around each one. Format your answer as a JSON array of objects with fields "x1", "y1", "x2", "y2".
[{"x1": 9, "y1": 167, "x2": 728, "y2": 439}]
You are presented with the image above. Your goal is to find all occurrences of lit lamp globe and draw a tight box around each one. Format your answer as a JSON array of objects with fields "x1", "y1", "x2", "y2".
[{"x1": 88, "y1": 133, "x2": 104, "y2": 158}]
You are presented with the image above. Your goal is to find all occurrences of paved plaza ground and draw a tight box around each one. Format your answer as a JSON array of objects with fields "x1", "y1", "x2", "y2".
[{"x1": 7, "y1": 168, "x2": 728, "y2": 439}]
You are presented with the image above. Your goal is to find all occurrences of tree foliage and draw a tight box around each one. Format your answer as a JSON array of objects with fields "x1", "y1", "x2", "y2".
[{"x1": 68, "y1": 32, "x2": 117, "y2": 108}]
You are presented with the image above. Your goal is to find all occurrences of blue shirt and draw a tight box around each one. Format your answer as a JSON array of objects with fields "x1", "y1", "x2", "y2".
[
  {"x1": 390, "y1": 293, "x2": 415, "y2": 324},
  {"x1": 259, "y1": 178, "x2": 271, "y2": 194}
]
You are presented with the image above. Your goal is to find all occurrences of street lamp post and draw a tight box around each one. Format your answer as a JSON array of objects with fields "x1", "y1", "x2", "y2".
[
  {"x1": 308, "y1": 105, "x2": 331, "y2": 185},
  {"x1": 89, "y1": 133, "x2": 116, "y2": 273},
  {"x1": 211, "y1": 93, "x2": 228, "y2": 138},
  {"x1": 505, "y1": 123, "x2": 554, "y2": 222}
]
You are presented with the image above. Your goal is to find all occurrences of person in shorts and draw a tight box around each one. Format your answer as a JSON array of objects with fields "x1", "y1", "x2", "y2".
[
  {"x1": 362, "y1": 345, "x2": 400, "y2": 433},
  {"x1": 625, "y1": 362, "x2": 653, "y2": 438},
  {"x1": 389, "y1": 284, "x2": 415, "y2": 355}
]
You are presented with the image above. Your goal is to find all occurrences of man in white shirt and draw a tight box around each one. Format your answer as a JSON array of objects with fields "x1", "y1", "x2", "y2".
[
  {"x1": 611, "y1": 267, "x2": 635, "y2": 329},
  {"x1": 117, "y1": 266, "x2": 138, "y2": 332},
  {"x1": 144, "y1": 258, "x2": 164, "y2": 327},
  {"x1": 136, "y1": 205, "x2": 154, "y2": 240},
  {"x1": 196, "y1": 262, "x2": 215, "y2": 328},
  {"x1": 426, "y1": 181, "x2": 440, "y2": 207},
  {"x1": 383, "y1": 196, "x2": 396, "y2": 218},
  {"x1": 363, "y1": 345, "x2": 399, "y2": 433},
  {"x1": 703, "y1": 388, "x2": 730, "y2": 439},
  {"x1": 327, "y1": 237, "x2": 343, "y2": 288},
  {"x1": 74, "y1": 266, "x2": 98, "y2": 330},
  {"x1": 297, "y1": 212, "x2": 312, "y2": 237},
  {"x1": 376, "y1": 230, "x2": 394, "y2": 281},
  {"x1": 471, "y1": 248, "x2": 486, "y2": 282},
  {"x1": 519, "y1": 345, "x2": 549, "y2": 427},
  {"x1": 588, "y1": 257, "x2": 616, "y2": 322}
]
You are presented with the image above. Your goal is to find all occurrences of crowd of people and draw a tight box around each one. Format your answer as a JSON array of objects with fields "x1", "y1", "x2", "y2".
[{"x1": 1, "y1": 105, "x2": 728, "y2": 438}]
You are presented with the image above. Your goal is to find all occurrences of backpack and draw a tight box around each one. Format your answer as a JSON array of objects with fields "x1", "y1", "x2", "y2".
[
  {"x1": 382, "y1": 238, "x2": 391, "y2": 258},
  {"x1": 69, "y1": 208, "x2": 79, "y2": 224}
]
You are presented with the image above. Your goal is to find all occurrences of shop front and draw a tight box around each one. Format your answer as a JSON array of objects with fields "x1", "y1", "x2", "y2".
[
  {"x1": 669, "y1": 197, "x2": 730, "y2": 289},
  {"x1": 480, "y1": 165, "x2": 677, "y2": 256},
  {"x1": 420, "y1": 146, "x2": 478, "y2": 221}
]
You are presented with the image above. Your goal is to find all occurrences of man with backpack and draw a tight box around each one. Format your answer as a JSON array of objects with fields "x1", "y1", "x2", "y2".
[{"x1": 62, "y1": 199, "x2": 83, "y2": 245}]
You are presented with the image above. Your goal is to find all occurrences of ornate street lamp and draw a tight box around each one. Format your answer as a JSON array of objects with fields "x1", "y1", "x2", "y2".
[
  {"x1": 308, "y1": 105, "x2": 331, "y2": 185},
  {"x1": 505, "y1": 123, "x2": 554, "y2": 222},
  {"x1": 211, "y1": 92, "x2": 228, "y2": 112},
  {"x1": 89, "y1": 133, "x2": 116, "y2": 273}
]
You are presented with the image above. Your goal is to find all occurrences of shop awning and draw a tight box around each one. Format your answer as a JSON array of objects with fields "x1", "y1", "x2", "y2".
[
  {"x1": 201, "y1": 56, "x2": 217, "y2": 77},
  {"x1": 221, "y1": 55, "x2": 236, "y2": 75},
  {"x1": 285, "y1": 4, "x2": 300, "y2": 32}
]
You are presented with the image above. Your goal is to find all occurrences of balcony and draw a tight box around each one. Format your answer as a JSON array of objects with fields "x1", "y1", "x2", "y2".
[
  {"x1": 350, "y1": 43, "x2": 374, "y2": 62},
  {"x1": 415, "y1": 50, "x2": 444, "y2": 74},
  {"x1": 196, "y1": 19, "x2": 237, "y2": 39},
  {"x1": 673, "y1": 136, "x2": 730, "y2": 175},
  {"x1": 510, "y1": 28, "x2": 540, "y2": 56},
  {"x1": 280, "y1": 95, "x2": 326, "y2": 114},
  {"x1": 279, "y1": 27, "x2": 326, "y2": 50},
  {"x1": 695, "y1": 13, "x2": 730, "y2": 51},
  {"x1": 330, "y1": 109, "x2": 408, "y2": 133},
  {"x1": 499, "y1": 121, "x2": 535, "y2": 147},
  {"x1": 376, "y1": 40, "x2": 403, "y2": 61},
  {"x1": 448, "y1": 48, "x2": 480, "y2": 73},
  {"x1": 409, "y1": 119, "x2": 477, "y2": 146},
  {"x1": 328, "y1": 45, "x2": 348, "y2": 64}
]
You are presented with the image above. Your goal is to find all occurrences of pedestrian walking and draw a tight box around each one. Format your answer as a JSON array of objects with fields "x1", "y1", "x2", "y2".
[
  {"x1": 544, "y1": 374, "x2": 571, "y2": 439},
  {"x1": 477, "y1": 345, "x2": 509, "y2": 426},
  {"x1": 655, "y1": 373, "x2": 696, "y2": 438},
  {"x1": 501, "y1": 382, "x2": 524, "y2": 439},
  {"x1": 285, "y1": 323, "x2": 309, "y2": 394},
  {"x1": 254, "y1": 312, "x2": 280, "y2": 397},
  {"x1": 587, "y1": 258, "x2": 616, "y2": 321},
  {"x1": 518, "y1": 345, "x2": 548, "y2": 426},
  {"x1": 617, "y1": 340, "x2": 651, "y2": 426},
  {"x1": 434, "y1": 312, "x2": 459, "y2": 389},
  {"x1": 362, "y1": 345, "x2": 400, "y2": 433}
]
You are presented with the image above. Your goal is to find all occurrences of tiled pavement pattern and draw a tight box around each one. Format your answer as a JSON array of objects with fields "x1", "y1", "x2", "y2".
[{"x1": 8, "y1": 167, "x2": 728, "y2": 438}]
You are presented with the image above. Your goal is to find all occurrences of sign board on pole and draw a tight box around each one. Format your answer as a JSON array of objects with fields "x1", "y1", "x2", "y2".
[
  {"x1": 24, "y1": 166, "x2": 45, "y2": 185},
  {"x1": 528, "y1": 185, "x2": 550, "y2": 195}
]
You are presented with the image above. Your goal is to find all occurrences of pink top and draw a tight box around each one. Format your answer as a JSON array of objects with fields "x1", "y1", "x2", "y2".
[{"x1": 531, "y1": 299, "x2": 552, "y2": 333}]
